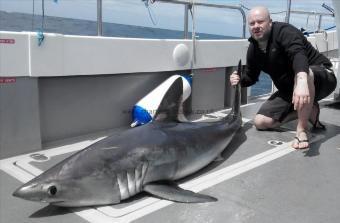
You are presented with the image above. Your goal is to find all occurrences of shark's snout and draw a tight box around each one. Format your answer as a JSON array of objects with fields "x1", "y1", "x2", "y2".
[
  {"x1": 12, "y1": 184, "x2": 38, "y2": 201},
  {"x1": 12, "y1": 187, "x2": 22, "y2": 198},
  {"x1": 12, "y1": 182, "x2": 55, "y2": 202}
]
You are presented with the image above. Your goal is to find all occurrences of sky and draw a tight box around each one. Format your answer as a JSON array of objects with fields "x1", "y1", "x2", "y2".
[{"x1": 0, "y1": 0, "x2": 336, "y2": 37}]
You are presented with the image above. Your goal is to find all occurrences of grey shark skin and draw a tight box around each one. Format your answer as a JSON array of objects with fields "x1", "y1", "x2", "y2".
[{"x1": 13, "y1": 64, "x2": 242, "y2": 207}]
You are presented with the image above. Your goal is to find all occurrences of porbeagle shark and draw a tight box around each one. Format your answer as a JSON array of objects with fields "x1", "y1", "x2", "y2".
[{"x1": 13, "y1": 61, "x2": 243, "y2": 207}]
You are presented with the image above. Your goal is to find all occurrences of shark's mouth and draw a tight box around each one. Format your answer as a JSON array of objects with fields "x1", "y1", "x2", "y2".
[{"x1": 49, "y1": 200, "x2": 66, "y2": 206}]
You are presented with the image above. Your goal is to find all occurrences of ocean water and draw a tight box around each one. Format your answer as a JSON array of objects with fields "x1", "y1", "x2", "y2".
[
  {"x1": 0, "y1": 0, "x2": 335, "y2": 37},
  {"x1": 0, "y1": 11, "x2": 235, "y2": 39}
]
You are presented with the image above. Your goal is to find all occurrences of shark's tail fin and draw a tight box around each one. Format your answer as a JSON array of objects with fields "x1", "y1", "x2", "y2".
[{"x1": 231, "y1": 59, "x2": 242, "y2": 116}]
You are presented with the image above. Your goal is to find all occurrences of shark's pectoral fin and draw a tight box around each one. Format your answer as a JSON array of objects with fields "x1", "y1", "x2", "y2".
[{"x1": 143, "y1": 182, "x2": 217, "y2": 203}]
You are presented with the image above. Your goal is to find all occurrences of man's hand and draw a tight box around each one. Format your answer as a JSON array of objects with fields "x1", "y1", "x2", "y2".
[
  {"x1": 230, "y1": 71, "x2": 240, "y2": 86},
  {"x1": 292, "y1": 72, "x2": 310, "y2": 110}
]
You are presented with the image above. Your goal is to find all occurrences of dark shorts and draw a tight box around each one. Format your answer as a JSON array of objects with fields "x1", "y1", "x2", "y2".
[{"x1": 257, "y1": 64, "x2": 337, "y2": 122}]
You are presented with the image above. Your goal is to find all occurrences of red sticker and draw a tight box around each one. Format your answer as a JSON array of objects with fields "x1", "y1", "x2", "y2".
[
  {"x1": 0, "y1": 78, "x2": 16, "y2": 84},
  {"x1": 0, "y1": 39, "x2": 15, "y2": 44},
  {"x1": 203, "y1": 68, "x2": 218, "y2": 72}
]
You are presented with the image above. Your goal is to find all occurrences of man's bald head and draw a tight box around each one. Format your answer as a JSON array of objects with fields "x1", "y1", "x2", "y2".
[
  {"x1": 248, "y1": 6, "x2": 271, "y2": 21},
  {"x1": 247, "y1": 6, "x2": 272, "y2": 42}
]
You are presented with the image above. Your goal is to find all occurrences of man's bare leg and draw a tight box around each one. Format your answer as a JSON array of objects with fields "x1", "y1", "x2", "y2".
[
  {"x1": 254, "y1": 114, "x2": 278, "y2": 130},
  {"x1": 254, "y1": 112, "x2": 297, "y2": 130},
  {"x1": 291, "y1": 69, "x2": 315, "y2": 149},
  {"x1": 254, "y1": 69, "x2": 315, "y2": 149}
]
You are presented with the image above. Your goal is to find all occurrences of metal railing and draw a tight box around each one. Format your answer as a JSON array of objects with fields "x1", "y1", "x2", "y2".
[
  {"x1": 97, "y1": 0, "x2": 103, "y2": 36},
  {"x1": 95, "y1": 0, "x2": 246, "y2": 38},
  {"x1": 289, "y1": 10, "x2": 334, "y2": 32},
  {"x1": 285, "y1": 0, "x2": 292, "y2": 23},
  {"x1": 95, "y1": 0, "x2": 334, "y2": 37},
  {"x1": 154, "y1": 0, "x2": 246, "y2": 38}
]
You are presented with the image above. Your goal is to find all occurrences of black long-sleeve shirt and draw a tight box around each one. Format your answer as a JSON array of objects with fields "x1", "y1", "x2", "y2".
[{"x1": 241, "y1": 22, "x2": 332, "y2": 97}]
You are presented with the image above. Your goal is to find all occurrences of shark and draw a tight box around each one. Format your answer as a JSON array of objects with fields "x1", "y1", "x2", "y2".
[{"x1": 13, "y1": 61, "x2": 243, "y2": 207}]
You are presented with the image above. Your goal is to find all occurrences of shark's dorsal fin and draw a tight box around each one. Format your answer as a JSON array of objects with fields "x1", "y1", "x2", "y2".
[
  {"x1": 153, "y1": 77, "x2": 184, "y2": 123},
  {"x1": 143, "y1": 182, "x2": 217, "y2": 203}
]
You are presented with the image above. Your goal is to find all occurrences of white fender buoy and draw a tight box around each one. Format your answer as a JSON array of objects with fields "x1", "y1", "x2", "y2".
[
  {"x1": 131, "y1": 74, "x2": 192, "y2": 127},
  {"x1": 173, "y1": 44, "x2": 190, "y2": 67}
]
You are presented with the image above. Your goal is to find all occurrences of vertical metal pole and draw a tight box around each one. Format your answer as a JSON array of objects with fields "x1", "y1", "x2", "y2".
[
  {"x1": 317, "y1": 15, "x2": 323, "y2": 32},
  {"x1": 97, "y1": 0, "x2": 103, "y2": 36},
  {"x1": 239, "y1": 9, "x2": 246, "y2": 38},
  {"x1": 285, "y1": 0, "x2": 292, "y2": 23},
  {"x1": 32, "y1": 0, "x2": 35, "y2": 31},
  {"x1": 184, "y1": 4, "x2": 189, "y2": 39}
]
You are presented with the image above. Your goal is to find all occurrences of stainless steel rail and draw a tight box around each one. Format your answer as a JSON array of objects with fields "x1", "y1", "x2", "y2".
[
  {"x1": 288, "y1": 10, "x2": 334, "y2": 32},
  {"x1": 154, "y1": 0, "x2": 246, "y2": 38},
  {"x1": 290, "y1": 10, "x2": 334, "y2": 32},
  {"x1": 95, "y1": 0, "x2": 334, "y2": 37},
  {"x1": 290, "y1": 10, "x2": 334, "y2": 16},
  {"x1": 184, "y1": 4, "x2": 190, "y2": 39},
  {"x1": 97, "y1": 0, "x2": 102, "y2": 36},
  {"x1": 285, "y1": 0, "x2": 292, "y2": 23}
]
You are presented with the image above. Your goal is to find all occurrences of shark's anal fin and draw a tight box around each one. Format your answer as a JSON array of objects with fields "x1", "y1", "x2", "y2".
[{"x1": 143, "y1": 182, "x2": 217, "y2": 203}]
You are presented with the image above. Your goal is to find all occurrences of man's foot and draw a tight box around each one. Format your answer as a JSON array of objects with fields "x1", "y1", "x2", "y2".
[
  {"x1": 292, "y1": 131, "x2": 309, "y2": 149},
  {"x1": 309, "y1": 102, "x2": 326, "y2": 130}
]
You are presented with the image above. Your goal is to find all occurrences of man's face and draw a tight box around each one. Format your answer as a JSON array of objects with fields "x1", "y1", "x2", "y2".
[{"x1": 248, "y1": 10, "x2": 272, "y2": 41}]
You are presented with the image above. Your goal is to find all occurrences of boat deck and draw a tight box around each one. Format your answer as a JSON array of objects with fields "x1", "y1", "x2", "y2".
[{"x1": 1, "y1": 97, "x2": 339, "y2": 223}]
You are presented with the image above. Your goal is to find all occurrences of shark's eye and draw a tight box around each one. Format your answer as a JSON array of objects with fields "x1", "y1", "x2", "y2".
[{"x1": 48, "y1": 186, "x2": 57, "y2": 196}]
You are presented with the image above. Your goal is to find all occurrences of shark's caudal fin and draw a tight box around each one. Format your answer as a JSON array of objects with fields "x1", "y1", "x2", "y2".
[
  {"x1": 153, "y1": 77, "x2": 184, "y2": 122},
  {"x1": 231, "y1": 59, "x2": 242, "y2": 116}
]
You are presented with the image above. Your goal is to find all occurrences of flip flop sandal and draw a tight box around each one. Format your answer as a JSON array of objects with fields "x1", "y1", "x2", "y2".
[{"x1": 293, "y1": 135, "x2": 309, "y2": 150}]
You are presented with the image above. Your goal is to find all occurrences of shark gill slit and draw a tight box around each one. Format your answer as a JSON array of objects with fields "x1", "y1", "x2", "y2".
[{"x1": 117, "y1": 162, "x2": 148, "y2": 200}]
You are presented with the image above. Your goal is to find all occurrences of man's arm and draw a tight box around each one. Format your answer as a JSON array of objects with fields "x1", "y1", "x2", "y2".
[
  {"x1": 279, "y1": 25, "x2": 311, "y2": 110},
  {"x1": 279, "y1": 25, "x2": 310, "y2": 75},
  {"x1": 293, "y1": 72, "x2": 311, "y2": 111},
  {"x1": 230, "y1": 44, "x2": 261, "y2": 86}
]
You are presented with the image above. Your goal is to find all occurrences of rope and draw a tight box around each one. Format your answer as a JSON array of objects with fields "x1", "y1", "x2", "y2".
[
  {"x1": 143, "y1": 0, "x2": 158, "y2": 25},
  {"x1": 144, "y1": 0, "x2": 158, "y2": 26}
]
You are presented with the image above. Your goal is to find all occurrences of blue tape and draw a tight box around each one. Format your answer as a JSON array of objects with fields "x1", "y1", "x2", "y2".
[
  {"x1": 37, "y1": 30, "x2": 45, "y2": 46},
  {"x1": 132, "y1": 105, "x2": 153, "y2": 126},
  {"x1": 182, "y1": 74, "x2": 193, "y2": 86}
]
